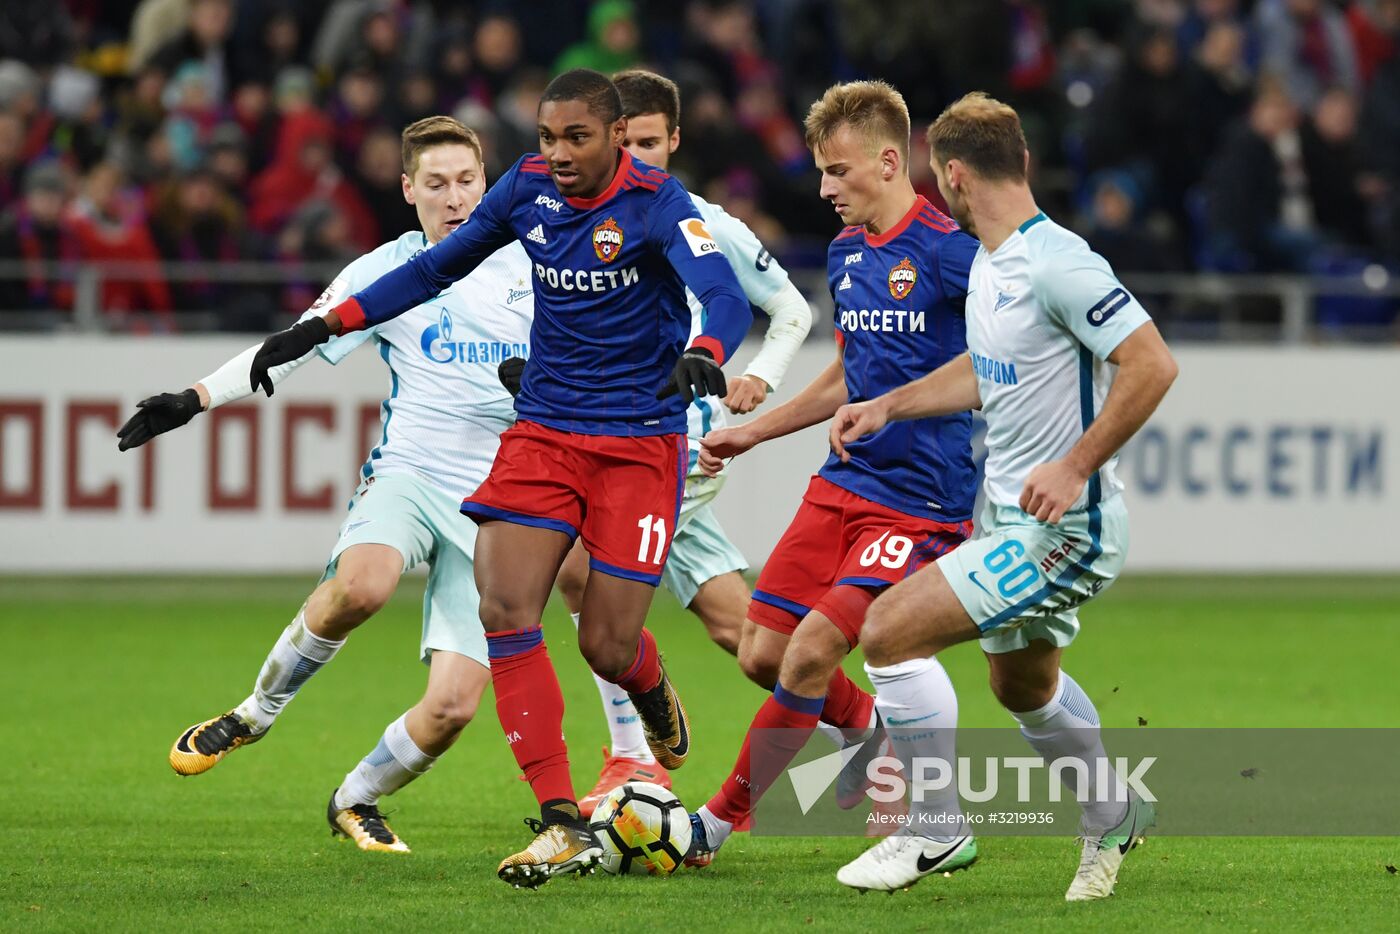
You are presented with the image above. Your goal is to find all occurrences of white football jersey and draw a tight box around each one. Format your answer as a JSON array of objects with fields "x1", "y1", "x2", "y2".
[
  {"x1": 302, "y1": 232, "x2": 533, "y2": 502},
  {"x1": 681, "y1": 193, "x2": 791, "y2": 486},
  {"x1": 966, "y1": 213, "x2": 1151, "y2": 512}
]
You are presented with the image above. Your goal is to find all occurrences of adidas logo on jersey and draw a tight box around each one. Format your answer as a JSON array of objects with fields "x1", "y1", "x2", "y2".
[
  {"x1": 838, "y1": 272, "x2": 852, "y2": 291},
  {"x1": 526, "y1": 224, "x2": 548, "y2": 245}
]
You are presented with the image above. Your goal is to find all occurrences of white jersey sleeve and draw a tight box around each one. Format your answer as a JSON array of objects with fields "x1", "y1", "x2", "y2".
[
  {"x1": 1029, "y1": 240, "x2": 1150, "y2": 362},
  {"x1": 677, "y1": 195, "x2": 807, "y2": 489},
  {"x1": 743, "y1": 282, "x2": 811, "y2": 391},
  {"x1": 197, "y1": 253, "x2": 387, "y2": 408},
  {"x1": 198, "y1": 341, "x2": 314, "y2": 410},
  {"x1": 692, "y1": 198, "x2": 809, "y2": 390}
]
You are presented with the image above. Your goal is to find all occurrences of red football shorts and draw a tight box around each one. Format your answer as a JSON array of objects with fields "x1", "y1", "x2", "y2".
[
  {"x1": 462, "y1": 420, "x2": 687, "y2": 586},
  {"x1": 750, "y1": 476, "x2": 973, "y2": 644}
]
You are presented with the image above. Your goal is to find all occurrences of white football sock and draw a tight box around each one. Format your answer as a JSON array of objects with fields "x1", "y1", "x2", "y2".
[
  {"x1": 696, "y1": 805, "x2": 733, "y2": 849},
  {"x1": 335, "y1": 714, "x2": 438, "y2": 809},
  {"x1": 571, "y1": 611, "x2": 653, "y2": 762},
  {"x1": 1008, "y1": 670, "x2": 1128, "y2": 832},
  {"x1": 235, "y1": 609, "x2": 344, "y2": 731},
  {"x1": 866, "y1": 655, "x2": 967, "y2": 842}
]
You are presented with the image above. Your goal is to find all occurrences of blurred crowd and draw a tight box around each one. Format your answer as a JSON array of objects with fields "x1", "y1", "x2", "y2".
[{"x1": 1, "y1": 0, "x2": 1399, "y2": 329}]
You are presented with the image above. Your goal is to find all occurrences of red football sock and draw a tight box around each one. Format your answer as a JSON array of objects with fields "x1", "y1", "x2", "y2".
[
  {"x1": 706, "y1": 683, "x2": 822, "y2": 824},
  {"x1": 487, "y1": 627, "x2": 574, "y2": 806},
  {"x1": 610, "y1": 627, "x2": 662, "y2": 694},
  {"x1": 822, "y1": 668, "x2": 875, "y2": 736}
]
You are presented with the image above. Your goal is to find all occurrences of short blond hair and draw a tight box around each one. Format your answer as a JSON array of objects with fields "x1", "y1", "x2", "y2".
[
  {"x1": 926, "y1": 92, "x2": 1026, "y2": 181},
  {"x1": 401, "y1": 116, "x2": 483, "y2": 178},
  {"x1": 803, "y1": 80, "x2": 910, "y2": 165}
]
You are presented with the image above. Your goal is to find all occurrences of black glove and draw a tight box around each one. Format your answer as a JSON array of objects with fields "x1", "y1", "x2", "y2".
[
  {"x1": 498, "y1": 356, "x2": 526, "y2": 397},
  {"x1": 249, "y1": 317, "x2": 332, "y2": 397},
  {"x1": 116, "y1": 389, "x2": 202, "y2": 451},
  {"x1": 656, "y1": 346, "x2": 727, "y2": 403}
]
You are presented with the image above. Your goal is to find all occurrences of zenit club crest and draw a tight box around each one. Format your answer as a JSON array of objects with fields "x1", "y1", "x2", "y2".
[
  {"x1": 888, "y1": 258, "x2": 917, "y2": 300},
  {"x1": 593, "y1": 217, "x2": 624, "y2": 263}
]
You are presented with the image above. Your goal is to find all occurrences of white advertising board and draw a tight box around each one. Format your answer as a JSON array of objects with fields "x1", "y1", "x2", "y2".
[{"x1": 1, "y1": 338, "x2": 1394, "y2": 573}]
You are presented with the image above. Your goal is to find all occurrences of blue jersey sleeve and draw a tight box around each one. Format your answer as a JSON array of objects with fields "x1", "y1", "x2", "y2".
[
  {"x1": 647, "y1": 177, "x2": 750, "y2": 364},
  {"x1": 935, "y1": 230, "x2": 979, "y2": 303},
  {"x1": 349, "y1": 158, "x2": 521, "y2": 327}
]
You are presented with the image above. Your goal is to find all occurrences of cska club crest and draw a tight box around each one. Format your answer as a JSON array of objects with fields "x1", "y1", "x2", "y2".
[
  {"x1": 888, "y1": 258, "x2": 917, "y2": 300},
  {"x1": 593, "y1": 217, "x2": 624, "y2": 263}
]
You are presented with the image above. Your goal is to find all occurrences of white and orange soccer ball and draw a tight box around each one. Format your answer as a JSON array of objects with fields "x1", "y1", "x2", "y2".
[{"x1": 588, "y1": 781, "x2": 692, "y2": 876}]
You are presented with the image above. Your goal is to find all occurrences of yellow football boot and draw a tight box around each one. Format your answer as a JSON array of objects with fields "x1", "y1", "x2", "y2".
[
  {"x1": 327, "y1": 791, "x2": 410, "y2": 854},
  {"x1": 627, "y1": 663, "x2": 690, "y2": 770},
  {"x1": 497, "y1": 818, "x2": 602, "y2": 888},
  {"x1": 169, "y1": 711, "x2": 267, "y2": 776}
]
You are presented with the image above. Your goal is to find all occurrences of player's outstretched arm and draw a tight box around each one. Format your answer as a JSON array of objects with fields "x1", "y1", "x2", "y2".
[
  {"x1": 249, "y1": 163, "x2": 521, "y2": 389},
  {"x1": 1021, "y1": 321, "x2": 1177, "y2": 522},
  {"x1": 248, "y1": 211, "x2": 507, "y2": 392},
  {"x1": 116, "y1": 388, "x2": 203, "y2": 451},
  {"x1": 725, "y1": 280, "x2": 813, "y2": 414},
  {"x1": 118, "y1": 339, "x2": 317, "y2": 450},
  {"x1": 829, "y1": 353, "x2": 979, "y2": 462},
  {"x1": 698, "y1": 348, "x2": 847, "y2": 476}
]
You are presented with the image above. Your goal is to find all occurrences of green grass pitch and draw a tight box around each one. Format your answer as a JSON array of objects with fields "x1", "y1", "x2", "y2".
[{"x1": 4, "y1": 575, "x2": 1398, "y2": 932}]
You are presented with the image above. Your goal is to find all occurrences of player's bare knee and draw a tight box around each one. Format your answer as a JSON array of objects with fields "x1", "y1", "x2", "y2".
[
  {"x1": 329, "y1": 571, "x2": 394, "y2": 621},
  {"x1": 425, "y1": 691, "x2": 479, "y2": 734},
  {"x1": 862, "y1": 633, "x2": 900, "y2": 669},
  {"x1": 860, "y1": 599, "x2": 905, "y2": 667},
  {"x1": 738, "y1": 641, "x2": 781, "y2": 689},
  {"x1": 989, "y1": 667, "x2": 1056, "y2": 713},
  {"x1": 779, "y1": 633, "x2": 839, "y2": 693},
  {"x1": 477, "y1": 594, "x2": 534, "y2": 633},
  {"x1": 578, "y1": 627, "x2": 633, "y2": 681}
]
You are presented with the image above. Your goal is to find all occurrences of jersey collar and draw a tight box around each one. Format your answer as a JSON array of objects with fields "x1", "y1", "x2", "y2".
[
  {"x1": 862, "y1": 195, "x2": 929, "y2": 248},
  {"x1": 564, "y1": 148, "x2": 634, "y2": 210}
]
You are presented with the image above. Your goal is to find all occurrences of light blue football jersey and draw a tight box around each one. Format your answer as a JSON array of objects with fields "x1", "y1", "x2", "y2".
[
  {"x1": 966, "y1": 213, "x2": 1152, "y2": 511},
  {"x1": 301, "y1": 232, "x2": 533, "y2": 502}
]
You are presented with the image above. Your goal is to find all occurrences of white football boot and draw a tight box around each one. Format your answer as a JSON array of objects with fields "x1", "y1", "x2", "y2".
[
  {"x1": 836, "y1": 831, "x2": 978, "y2": 892},
  {"x1": 1065, "y1": 793, "x2": 1157, "y2": 901}
]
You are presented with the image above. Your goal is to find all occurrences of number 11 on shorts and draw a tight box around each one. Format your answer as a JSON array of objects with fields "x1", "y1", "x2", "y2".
[{"x1": 636, "y1": 514, "x2": 667, "y2": 564}]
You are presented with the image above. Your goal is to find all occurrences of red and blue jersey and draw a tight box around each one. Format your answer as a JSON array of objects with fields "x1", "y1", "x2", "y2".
[
  {"x1": 341, "y1": 149, "x2": 751, "y2": 437},
  {"x1": 819, "y1": 196, "x2": 979, "y2": 522}
]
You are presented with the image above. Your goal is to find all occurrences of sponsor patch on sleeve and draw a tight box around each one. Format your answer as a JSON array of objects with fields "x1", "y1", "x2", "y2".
[
  {"x1": 311, "y1": 276, "x2": 349, "y2": 311},
  {"x1": 678, "y1": 218, "x2": 724, "y2": 258},
  {"x1": 1087, "y1": 287, "x2": 1130, "y2": 326}
]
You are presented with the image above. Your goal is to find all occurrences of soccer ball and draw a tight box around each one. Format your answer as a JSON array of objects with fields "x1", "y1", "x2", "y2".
[{"x1": 588, "y1": 781, "x2": 693, "y2": 876}]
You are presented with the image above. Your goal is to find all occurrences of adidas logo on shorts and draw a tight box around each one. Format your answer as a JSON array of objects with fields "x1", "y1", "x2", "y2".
[{"x1": 526, "y1": 225, "x2": 548, "y2": 245}]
